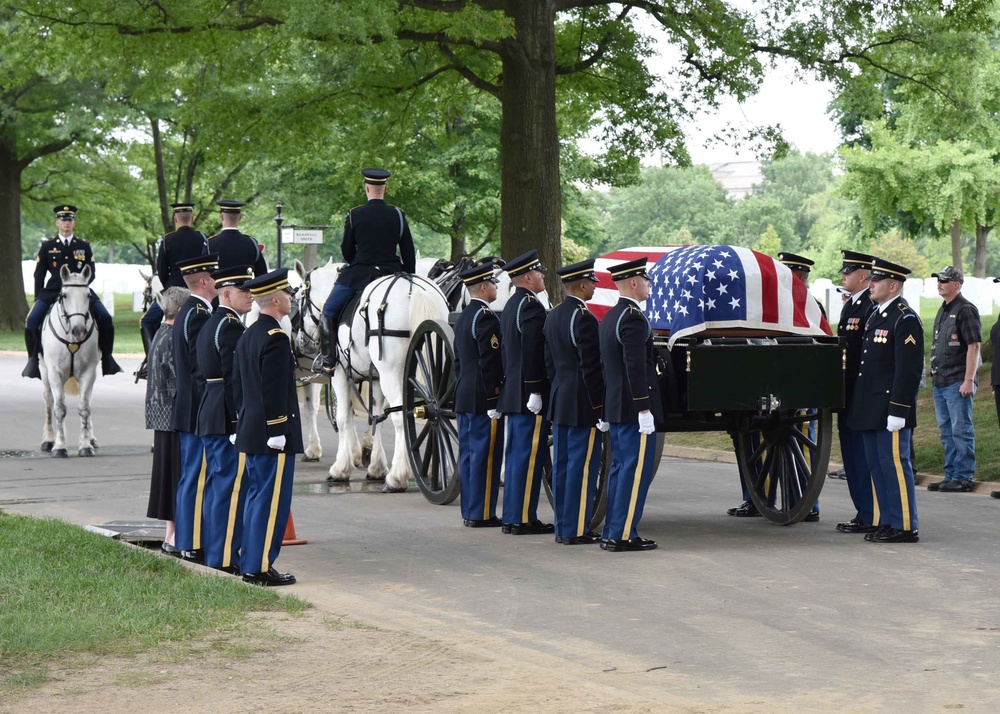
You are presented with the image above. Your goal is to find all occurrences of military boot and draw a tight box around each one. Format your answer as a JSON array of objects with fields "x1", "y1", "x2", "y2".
[
  {"x1": 98, "y1": 324, "x2": 123, "y2": 376},
  {"x1": 320, "y1": 315, "x2": 338, "y2": 376},
  {"x1": 21, "y1": 328, "x2": 40, "y2": 379},
  {"x1": 134, "y1": 325, "x2": 155, "y2": 381}
]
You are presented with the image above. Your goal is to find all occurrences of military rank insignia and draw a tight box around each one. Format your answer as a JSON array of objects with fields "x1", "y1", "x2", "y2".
[
  {"x1": 873, "y1": 328, "x2": 889, "y2": 344},
  {"x1": 904, "y1": 335, "x2": 917, "y2": 346},
  {"x1": 490, "y1": 334, "x2": 499, "y2": 350}
]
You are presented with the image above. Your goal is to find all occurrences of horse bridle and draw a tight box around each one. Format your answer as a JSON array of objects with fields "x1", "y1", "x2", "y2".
[
  {"x1": 293, "y1": 269, "x2": 323, "y2": 359},
  {"x1": 46, "y1": 284, "x2": 95, "y2": 377}
]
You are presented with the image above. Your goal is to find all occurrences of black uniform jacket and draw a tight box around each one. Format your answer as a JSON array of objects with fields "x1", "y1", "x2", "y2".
[
  {"x1": 232, "y1": 314, "x2": 304, "y2": 455},
  {"x1": 209, "y1": 228, "x2": 268, "y2": 277},
  {"x1": 544, "y1": 296, "x2": 604, "y2": 428},
  {"x1": 837, "y1": 289, "x2": 874, "y2": 413},
  {"x1": 33, "y1": 235, "x2": 95, "y2": 300},
  {"x1": 599, "y1": 297, "x2": 663, "y2": 424},
  {"x1": 847, "y1": 297, "x2": 923, "y2": 431},
  {"x1": 336, "y1": 199, "x2": 417, "y2": 290},
  {"x1": 157, "y1": 226, "x2": 209, "y2": 288},
  {"x1": 195, "y1": 306, "x2": 245, "y2": 436},
  {"x1": 171, "y1": 296, "x2": 213, "y2": 433},
  {"x1": 497, "y1": 287, "x2": 549, "y2": 414},
  {"x1": 454, "y1": 299, "x2": 503, "y2": 414}
]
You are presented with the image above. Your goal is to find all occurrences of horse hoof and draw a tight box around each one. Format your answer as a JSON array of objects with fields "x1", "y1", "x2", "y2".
[
  {"x1": 365, "y1": 474, "x2": 386, "y2": 482},
  {"x1": 326, "y1": 475, "x2": 350, "y2": 484},
  {"x1": 301, "y1": 455, "x2": 319, "y2": 463},
  {"x1": 51, "y1": 449, "x2": 68, "y2": 458},
  {"x1": 361, "y1": 446, "x2": 372, "y2": 468},
  {"x1": 380, "y1": 484, "x2": 407, "y2": 494},
  {"x1": 90, "y1": 439, "x2": 98, "y2": 449},
  {"x1": 79, "y1": 448, "x2": 95, "y2": 457},
  {"x1": 40, "y1": 441, "x2": 54, "y2": 452}
]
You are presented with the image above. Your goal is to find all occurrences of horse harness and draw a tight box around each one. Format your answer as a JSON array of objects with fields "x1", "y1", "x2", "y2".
[{"x1": 45, "y1": 284, "x2": 95, "y2": 378}]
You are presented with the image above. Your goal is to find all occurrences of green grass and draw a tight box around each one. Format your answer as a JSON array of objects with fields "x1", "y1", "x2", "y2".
[
  {"x1": 0, "y1": 511, "x2": 309, "y2": 695},
  {"x1": 0, "y1": 294, "x2": 145, "y2": 352}
]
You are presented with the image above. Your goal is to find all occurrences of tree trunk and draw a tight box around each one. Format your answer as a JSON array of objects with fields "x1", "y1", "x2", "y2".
[
  {"x1": 499, "y1": 0, "x2": 563, "y2": 295},
  {"x1": 950, "y1": 218, "x2": 962, "y2": 268},
  {"x1": 0, "y1": 136, "x2": 29, "y2": 330},
  {"x1": 450, "y1": 232, "x2": 466, "y2": 263},
  {"x1": 974, "y1": 224, "x2": 990, "y2": 278},
  {"x1": 151, "y1": 117, "x2": 171, "y2": 233}
]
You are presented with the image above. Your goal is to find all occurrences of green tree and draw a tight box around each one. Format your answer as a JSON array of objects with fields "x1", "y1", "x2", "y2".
[{"x1": 755, "y1": 224, "x2": 782, "y2": 257}]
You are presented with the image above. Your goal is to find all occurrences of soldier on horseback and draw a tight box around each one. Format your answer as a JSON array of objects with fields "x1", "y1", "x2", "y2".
[
  {"x1": 320, "y1": 168, "x2": 416, "y2": 374},
  {"x1": 23, "y1": 204, "x2": 122, "y2": 379}
]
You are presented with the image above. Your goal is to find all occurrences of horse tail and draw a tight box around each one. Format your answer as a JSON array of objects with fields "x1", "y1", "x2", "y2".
[
  {"x1": 408, "y1": 277, "x2": 448, "y2": 336},
  {"x1": 65, "y1": 377, "x2": 80, "y2": 396}
]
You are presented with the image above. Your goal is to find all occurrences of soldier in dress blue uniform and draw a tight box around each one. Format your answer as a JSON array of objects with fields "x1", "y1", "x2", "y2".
[
  {"x1": 171, "y1": 253, "x2": 220, "y2": 563},
  {"x1": 544, "y1": 259, "x2": 607, "y2": 545},
  {"x1": 233, "y1": 268, "x2": 303, "y2": 586},
  {"x1": 847, "y1": 257, "x2": 923, "y2": 544},
  {"x1": 195, "y1": 265, "x2": 255, "y2": 573},
  {"x1": 321, "y1": 168, "x2": 417, "y2": 373},
  {"x1": 835, "y1": 250, "x2": 878, "y2": 534},
  {"x1": 140, "y1": 202, "x2": 209, "y2": 352},
  {"x1": 454, "y1": 259, "x2": 504, "y2": 528},
  {"x1": 498, "y1": 250, "x2": 553, "y2": 535},
  {"x1": 209, "y1": 200, "x2": 268, "y2": 276},
  {"x1": 23, "y1": 205, "x2": 122, "y2": 379},
  {"x1": 599, "y1": 257, "x2": 662, "y2": 552}
]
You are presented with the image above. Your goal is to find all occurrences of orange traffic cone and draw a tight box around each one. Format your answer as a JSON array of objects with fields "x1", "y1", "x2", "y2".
[{"x1": 282, "y1": 512, "x2": 308, "y2": 546}]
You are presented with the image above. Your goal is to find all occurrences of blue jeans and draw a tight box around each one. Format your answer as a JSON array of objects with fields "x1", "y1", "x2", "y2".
[{"x1": 933, "y1": 381, "x2": 976, "y2": 482}]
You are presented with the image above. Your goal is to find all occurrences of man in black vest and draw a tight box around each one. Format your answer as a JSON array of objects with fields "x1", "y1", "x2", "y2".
[
  {"x1": 544, "y1": 259, "x2": 606, "y2": 545},
  {"x1": 599, "y1": 257, "x2": 662, "y2": 552},
  {"x1": 23, "y1": 204, "x2": 122, "y2": 379},
  {"x1": 835, "y1": 250, "x2": 878, "y2": 533},
  {"x1": 196, "y1": 265, "x2": 254, "y2": 574},
  {"x1": 209, "y1": 200, "x2": 268, "y2": 276},
  {"x1": 321, "y1": 168, "x2": 417, "y2": 373},
  {"x1": 498, "y1": 250, "x2": 553, "y2": 535},
  {"x1": 233, "y1": 268, "x2": 303, "y2": 586},
  {"x1": 454, "y1": 259, "x2": 504, "y2": 528},
  {"x1": 847, "y1": 257, "x2": 923, "y2": 543},
  {"x1": 172, "y1": 253, "x2": 220, "y2": 563}
]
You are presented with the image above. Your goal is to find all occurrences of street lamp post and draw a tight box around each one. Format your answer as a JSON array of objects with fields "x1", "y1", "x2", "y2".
[{"x1": 275, "y1": 201, "x2": 284, "y2": 269}]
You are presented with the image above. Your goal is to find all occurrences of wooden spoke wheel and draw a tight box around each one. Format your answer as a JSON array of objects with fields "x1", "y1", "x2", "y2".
[
  {"x1": 734, "y1": 408, "x2": 832, "y2": 525},
  {"x1": 542, "y1": 430, "x2": 665, "y2": 531},
  {"x1": 403, "y1": 319, "x2": 460, "y2": 505}
]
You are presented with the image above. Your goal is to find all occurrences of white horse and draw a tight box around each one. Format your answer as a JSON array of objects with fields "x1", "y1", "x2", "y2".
[{"x1": 39, "y1": 266, "x2": 100, "y2": 458}]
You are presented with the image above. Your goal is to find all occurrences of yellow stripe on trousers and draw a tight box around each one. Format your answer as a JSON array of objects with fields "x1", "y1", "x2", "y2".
[
  {"x1": 222, "y1": 452, "x2": 246, "y2": 568},
  {"x1": 621, "y1": 433, "x2": 648, "y2": 540},
  {"x1": 521, "y1": 415, "x2": 544, "y2": 524},
  {"x1": 576, "y1": 429, "x2": 597, "y2": 537},
  {"x1": 483, "y1": 419, "x2": 498, "y2": 520},
  {"x1": 192, "y1": 449, "x2": 207, "y2": 549},
  {"x1": 871, "y1": 479, "x2": 880, "y2": 524},
  {"x1": 261, "y1": 452, "x2": 287, "y2": 573},
  {"x1": 891, "y1": 431, "x2": 911, "y2": 531}
]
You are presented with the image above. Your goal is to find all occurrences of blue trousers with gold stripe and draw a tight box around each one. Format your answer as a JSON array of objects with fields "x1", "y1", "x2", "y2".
[
  {"x1": 175, "y1": 431, "x2": 207, "y2": 552},
  {"x1": 502, "y1": 412, "x2": 549, "y2": 526},
  {"x1": 862, "y1": 428, "x2": 918, "y2": 532},
  {"x1": 202, "y1": 435, "x2": 247, "y2": 569},
  {"x1": 457, "y1": 412, "x2": 503, "y2": 521},
  {"x1": 552, "y1": 425, "x2": 602, "y2": 540},
  {"x1": 838, "y1": 415, "x2": 875, "y2": 524},
  {"x1": 241, "y1": 452, "x2": 295, "y2": 576},
  {"x1": 603, "y1": 423, "x2": 657, "y2": 542}
]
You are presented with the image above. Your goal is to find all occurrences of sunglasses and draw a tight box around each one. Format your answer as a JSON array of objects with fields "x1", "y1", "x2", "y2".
[{"x1": 937, "y1": 279, "x2": 953, "y2": 284}]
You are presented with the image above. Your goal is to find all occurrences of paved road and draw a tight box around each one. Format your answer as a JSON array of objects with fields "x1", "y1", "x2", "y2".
[{"x1": 2, "y1": 354, "x2": 999, "y2": 711}]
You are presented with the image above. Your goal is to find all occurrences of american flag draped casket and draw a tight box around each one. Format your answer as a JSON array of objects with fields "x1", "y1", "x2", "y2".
[{"x1": 588, "y1": 245, "x2": 832, "y2": 346}]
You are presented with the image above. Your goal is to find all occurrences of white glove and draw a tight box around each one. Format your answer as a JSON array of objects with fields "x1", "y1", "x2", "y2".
[
  {"x1": 526, "y1": 393, "x2": 543, "y2": 414},
  {"x1": 595, "y1": 419, "x2": 610, "y2": 433},
  {"x1": 638, "y1": 411, "x2": 655, "y2": 435},
  {"x1": 886, "y1": 416, "x2": 906, "y2": 432},
  {"x1": 228, "y1": 434, "x2": 236, "y2": 445},
  {"x1": 266, "y1": 435, "x2": 287, "y2": 450},
  {"x1": 487, "y1": 409, "x2": 501, "y2": 420}
]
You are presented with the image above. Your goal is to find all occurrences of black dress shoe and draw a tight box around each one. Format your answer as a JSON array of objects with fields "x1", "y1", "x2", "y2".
[
  {"x1": 992, "y1": 491, "x2": 1000, "y2": 499},
  {"x1": 214, "y1": 565, "x2": 241, "y2": 575},
  {"x1": 926, "y1": 480, "x2": 946, "y2": 491},
  {"x1": 871, "y1": 527, "x2": 919, "y2": 543},
  {"x1": 864, "y1": 526, "x2": 891, "y2": 542},
  {"x1": 180, "y1": 549, "x2": 204, "y2": 564},
  {"x1": 803, "y1": 510, "x2": 820, "y2": 522},
  {"x1": 160, "y1": 542, "x2": 182, "y2": 557},
  {"x1": 242, "y1": 567, "x2": 296, "y2": 586},
  {"x1": 939, "y1": 480, "x2": 973, "y2": 492},
  {"x1": 836, "y1": 518, "x2": 877, "y2": 534},
  {"x1": 601, "y1": 537, "x2": 658, "y2": 552},
  {"x1": 502, "y1": 520, "x2": 554, "y2": 535},
  {"x1": 464, "y1": 516, "x2": 502, "y2": 528},
  {"x1": 726, "y1": 500, "x2": 761, "y2": 517},
  {"x1": 562, "y1": 534, "x2": 599, "y2": 545}
]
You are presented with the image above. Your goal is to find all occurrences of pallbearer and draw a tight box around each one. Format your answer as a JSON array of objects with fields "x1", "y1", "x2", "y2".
[
  {"x1": 543, "y1": 260, "x2": 606, "y2": 545},
  {"x1": 454, "y1": 259, "x2": 504, "y2": 528},
  {"x1": 233, "y1": 268, "x2": 303, "y2": 585},
  {"x1": 599, "y1": 257, "x2": 662, "y2": 552}
]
